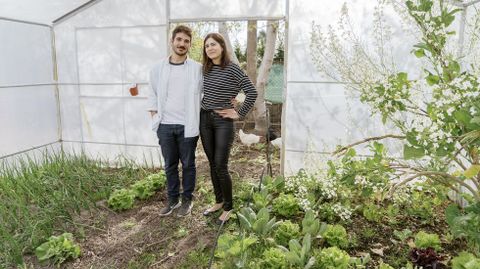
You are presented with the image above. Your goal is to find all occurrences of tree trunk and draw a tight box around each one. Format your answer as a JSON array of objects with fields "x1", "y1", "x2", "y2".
[
  {"x1": 246, "y1": 20, "x2": 257, "y2": 85},
  {"x1": 253, "y1": 21, "x2": 278, "y2": 135},
  {"x1": 218, "y1": 22, "x2": 239, "y2": 65}
]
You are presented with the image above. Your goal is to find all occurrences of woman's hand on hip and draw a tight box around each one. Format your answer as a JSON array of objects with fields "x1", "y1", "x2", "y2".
[{"x1": 215, "y1": 109, "x2": 239, "y2": 120}]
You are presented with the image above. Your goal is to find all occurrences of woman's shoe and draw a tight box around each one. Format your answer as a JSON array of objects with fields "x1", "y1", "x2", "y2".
[
  {"x1": 215, "y1": 210, "x2": 233, "y2": 225},
  {"x1": 203, "y1": 203, "x2": 223, "y2": 216}
]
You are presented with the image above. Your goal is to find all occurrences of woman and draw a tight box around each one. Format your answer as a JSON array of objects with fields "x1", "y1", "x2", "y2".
[{"x1": 200, "y1": 33, "x2": 257, "y2": 224}]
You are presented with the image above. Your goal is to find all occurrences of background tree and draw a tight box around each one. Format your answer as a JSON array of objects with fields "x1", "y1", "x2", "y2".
[{"x1": 252, "y1": 21, "x2": 279, "y2": 134}]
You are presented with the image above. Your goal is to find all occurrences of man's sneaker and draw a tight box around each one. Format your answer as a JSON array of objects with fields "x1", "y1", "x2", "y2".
[
  {"x1": 159, "y1": 200, "x2": 181, "y2": 216},
  {"x1": 177, "y1": 198, "x2": 193, "y2": 217}
]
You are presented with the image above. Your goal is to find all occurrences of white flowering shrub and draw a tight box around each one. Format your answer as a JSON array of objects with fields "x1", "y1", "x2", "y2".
[{"x1": 310, "y1": 0, "x2": 480, "y2": 248}]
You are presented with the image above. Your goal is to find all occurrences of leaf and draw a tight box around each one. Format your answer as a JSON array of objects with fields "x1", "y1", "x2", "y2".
[
  {"x1": 445, "y1": 204, "x2": 461, "y2": 227},
  {"x1": 237, "y1": 213, "x2": 252, "y2": 230},
  {"x1": 426, "y1": 74, "x2": 440, "y2": 85},
  {"x1": 404, "y1": 145, "x2": 425, "y2": 159},
  {"x1": 471, "y1": 116, "x2": 480, "y2": 124},
  {"x1": 414, "y1": 49, "x2": 425, "y2": 58},
  {"x1": 371, "y1": 247, "x2": 386, "y2": 256},
  {"x1": 464, "y1": 165, "x2": 480, "y2": 178},
  {"x1": 454, "y1": 110, "x2": 472, "y2": 127}
]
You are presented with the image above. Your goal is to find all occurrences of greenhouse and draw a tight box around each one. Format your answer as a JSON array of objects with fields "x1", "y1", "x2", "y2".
[{"x1": 1, "y1": 0, "x2": 479, "y2": 268}]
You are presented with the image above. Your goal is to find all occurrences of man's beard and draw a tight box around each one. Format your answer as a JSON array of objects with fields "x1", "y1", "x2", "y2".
[{"x1": 174, "y1": 47, "x2": 188, "y2": 56}]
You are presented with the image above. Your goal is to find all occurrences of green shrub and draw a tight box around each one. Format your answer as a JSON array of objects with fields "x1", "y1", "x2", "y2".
[
  {"x1": 275, "y1": 220, "x2": 301, "y2": 246},
  {"x1": 312, "y1": 246, "x2": 350, "y2": 269},
  {"x1": 108, "y1": 189, "x2": 136, "y2": 211},
  {"x1": 451, "y1": 252, "x2": 480, "y2": 269},
  {"x1": 322, "y1": 224, "x2": 348, "y2": 248},
  {"x1": 273, "y1": 193, "x2": 301, "y2": 218},
  {"x1": 259, "y1": 248, "x2": 288, "y2": 269},
  {"x1": 414, "y1": 231, "x2": 441, "y2": 251},
  {"x1": 35, "y1": 233, "x2": 81, "y2": 265}
]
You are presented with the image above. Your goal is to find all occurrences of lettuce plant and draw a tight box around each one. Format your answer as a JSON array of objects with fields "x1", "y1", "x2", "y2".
[
  {"x1": 451, "y1": 252, "x2": 480, "y2": 269},
  {"x1": 378, "y1": 262, "x2": 395, "y2": 269},
  {"x1": 414, "y1": 231, "x2": 442, "y2": 251},
  {"x1": 321, "y1": 224, "x2": 348, "y2": 249},
  {"x1": 107, "y1": 188, "x2": 136, "y2": 211},
  {"x1": 35, "y1": 233, "x2": 81, "y2": 265},
  {"x1": 275, "y1": 220, "x2": 301, "y2": 246},
  {"x1": 273, "y1": 193, "x2": 301, "y2": 218},
  {"x1": 362, "y1": 203, "x2": 383, "y2": 222},
  {"x1": 146, "y1": 171, "x2": 167, "y2": 190},
  {"x1": 312, "y1": 246, "x2": 350, "y2": 269},
  {"x1": 259, "y1": 247, "x2": 288, "y2": 269},
  {"x1": 409, "y1": 247, "x2": 444, "y2": 268},
  {"x1": 131, "y1": 179, "x2": 156, "y2": 200}
]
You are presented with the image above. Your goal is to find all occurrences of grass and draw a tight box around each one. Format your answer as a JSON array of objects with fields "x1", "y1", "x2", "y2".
[{"x1": 0, "y1": 151, "x2": 149, "y2": 268}]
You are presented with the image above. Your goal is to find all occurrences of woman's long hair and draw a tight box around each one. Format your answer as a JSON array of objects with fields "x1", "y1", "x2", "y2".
[{"x1": 202, "y1": 33, "x2": 231, "y2": 74}]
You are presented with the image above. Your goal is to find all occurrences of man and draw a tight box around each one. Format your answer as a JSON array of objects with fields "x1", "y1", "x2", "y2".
[{"x1": 147, "y1": 25, "x2": 203, "y2": 217}]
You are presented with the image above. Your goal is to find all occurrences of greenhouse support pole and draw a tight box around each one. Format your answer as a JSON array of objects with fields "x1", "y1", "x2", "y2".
[
  {"x1": 280, "y1": 0, "x2": 289, "y2": 175},
  {"x1": 50, "y1": 28, "x2": 63, "y2": 146},
  {"x1": 456, "y1": 4, "x2": 467, "y2": 63}
]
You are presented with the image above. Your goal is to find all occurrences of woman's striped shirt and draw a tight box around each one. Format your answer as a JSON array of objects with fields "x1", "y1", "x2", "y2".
[{"x1": 202, "y1": 63, "x2": 258, "y2": 118}]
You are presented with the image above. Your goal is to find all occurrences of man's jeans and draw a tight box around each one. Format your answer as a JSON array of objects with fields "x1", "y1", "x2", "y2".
[{"x1": 157, "y1": 124, "x2": 198, "y2": 202}]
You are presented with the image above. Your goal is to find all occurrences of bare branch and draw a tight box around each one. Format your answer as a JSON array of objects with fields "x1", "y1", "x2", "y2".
[
  {"x1": 333, "y1": 134, "x2": 406, "y2": 155},
  {"x1": 390, "y1": 171, "x2": 480, "y2": 201}
]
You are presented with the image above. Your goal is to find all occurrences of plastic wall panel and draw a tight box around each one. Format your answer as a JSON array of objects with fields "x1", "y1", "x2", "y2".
[
  {"x1": 61, "y1": 141, "x2": 162, "y2": 167},
  {"x1": 170, "y1": 0, "x2": 286, "y2": 20},
  {"x1": 58, "y1": 85, "x2": 82, "y2": 141},
  {"x1": 284, "y1": 83, "x2": 378, "y2": 152},
  {"x1": 0, "y1": 20, "x2": 53, "y2": 86},
  {"x1": 287, "y1": 0, "x2": 421, "y2": 83},
  {"x1": 80, "y1": 97, "x2": 124, "y2": 143},
  {"x1": 125, "y1": 145, "x2": 162, "y2": 167},
  {"x1": 0, "y1": 85, "x2": 59, "y2": 156},
  {"x1": 283, "y1": 83, "x2": 403, "y2": 174},
  {"x1": 0, "y1": 143, "x2": 62, "y2": 170},
  {"x1": 124, "y1": 99, "x2": 158, "y2": 145},
  {"x1": 54, "y1": 0, "x2": 168, "y2": 162},
  {"x1": 0, "y1": 0, "x2": 91, "y2": 25},
  {"x1": 77, "y1": 28, "x2": 123, "y2": 84},
  {"x1": 58, "y1": 0, "x2": 167, "y2": 27},
  {"x1": 122, "y1": 27, "x2": 165, "y2": 83}
]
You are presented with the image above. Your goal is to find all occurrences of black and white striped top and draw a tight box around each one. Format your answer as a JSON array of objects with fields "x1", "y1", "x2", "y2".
[{"x1": 202, "y1": 63, "x2": 258, "y2": 118}]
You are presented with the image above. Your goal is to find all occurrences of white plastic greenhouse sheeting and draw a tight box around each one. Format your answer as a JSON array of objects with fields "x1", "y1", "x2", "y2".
[
  {"x1": 55, "y1": 0, "x2": 168, "y2": 165},
  {"x1": 0, "y1": 0, "x2": 92, "y2": 25},
  {"x1": 0, "y1": 20, "x2": 60, "y2": 165}
]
